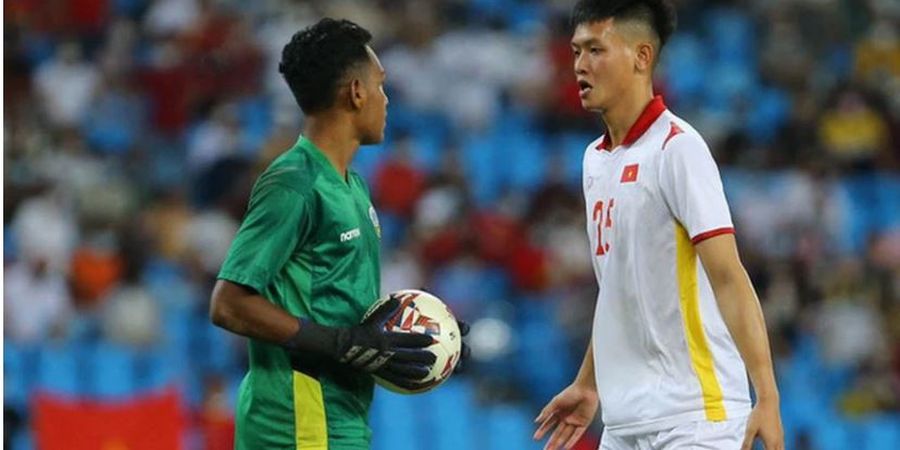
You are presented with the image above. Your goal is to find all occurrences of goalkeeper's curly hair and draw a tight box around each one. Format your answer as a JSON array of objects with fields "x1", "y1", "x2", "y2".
[
  {"x1": 279, "y1": 18, "x2": 373, "y2": 114},
  {"x1": 571, "y1": 0, "x2": 677, "y2": 50}
]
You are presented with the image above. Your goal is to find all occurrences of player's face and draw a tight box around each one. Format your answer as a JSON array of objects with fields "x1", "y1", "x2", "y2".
[
  {"x1": 571, "y1": 20, "x2": 637, "y2": 112},
  {"x1": 359, "y1": 47, "x2": 389, "y2": 145}
]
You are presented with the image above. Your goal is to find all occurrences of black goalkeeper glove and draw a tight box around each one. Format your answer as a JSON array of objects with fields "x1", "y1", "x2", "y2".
[
  {"x1": 455, "y1": 319, "x2": 471, "y2": 374},
  {"x1": 283, "y1": 296, "x2": 436, "y2": 388}
]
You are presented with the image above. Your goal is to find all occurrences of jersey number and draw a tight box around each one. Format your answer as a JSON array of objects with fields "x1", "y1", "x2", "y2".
[{"x1": 592, "y1": 198, "x2": 614, "y2": 256}]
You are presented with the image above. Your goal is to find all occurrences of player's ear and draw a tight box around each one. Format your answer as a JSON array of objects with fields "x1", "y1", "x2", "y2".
[
  {"x1": 635, "y1": 41, "x2": 654, "y2": 73},
  {"x1": 349, "y1": 77, "x2": 366, "y2": 110}
]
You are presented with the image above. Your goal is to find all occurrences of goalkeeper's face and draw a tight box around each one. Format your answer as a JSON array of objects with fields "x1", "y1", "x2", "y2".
[
  {"x1": 571, "y1": 19, "x2": 650, "y2": 112},
  {"x1": 356, "y1": 46, "x2": 389, "y2": 145}
]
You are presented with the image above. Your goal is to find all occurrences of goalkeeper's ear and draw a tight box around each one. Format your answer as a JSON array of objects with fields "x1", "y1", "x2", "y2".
[{"x1": 348, "y1": 76, "x2": 366, "y2": 111}]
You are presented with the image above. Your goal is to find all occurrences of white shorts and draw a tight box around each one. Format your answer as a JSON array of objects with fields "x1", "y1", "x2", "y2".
[{"x1": 599, "y1": 417, "x2": 748, "y2": 450}]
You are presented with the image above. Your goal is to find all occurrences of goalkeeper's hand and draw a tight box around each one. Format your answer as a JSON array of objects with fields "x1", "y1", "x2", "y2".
[
  {"x1": 283, "y1": 296, "x2": 436, "y2": 389},
  {"x1": 455, "y1": 319, "x2": 471, "y2": 374}
]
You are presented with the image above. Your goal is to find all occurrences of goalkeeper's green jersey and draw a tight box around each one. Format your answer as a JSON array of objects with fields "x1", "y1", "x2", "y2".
[{"x1": 218, "y1": 135, "x2": 382, "y2": 450}]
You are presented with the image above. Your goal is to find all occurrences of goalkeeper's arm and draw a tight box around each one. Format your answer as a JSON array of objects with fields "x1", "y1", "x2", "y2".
[{"x1": 210, "y1": 279, "x2": 435, "y2": 387}]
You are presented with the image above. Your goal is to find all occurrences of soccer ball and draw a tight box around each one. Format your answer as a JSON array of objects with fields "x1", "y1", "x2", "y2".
[{"x1": 365, "y1": 289, "x2": 462, "y2": 394}]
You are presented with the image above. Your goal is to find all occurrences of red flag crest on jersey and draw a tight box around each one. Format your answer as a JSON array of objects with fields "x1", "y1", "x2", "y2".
[{"x1": 620, "y1": 164, "x2": 639, "y2": 183}]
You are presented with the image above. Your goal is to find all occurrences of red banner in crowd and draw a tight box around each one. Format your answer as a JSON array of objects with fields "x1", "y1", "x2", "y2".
[{"x1": 33, "y1": 388, "x2": 186, "y2": 450}]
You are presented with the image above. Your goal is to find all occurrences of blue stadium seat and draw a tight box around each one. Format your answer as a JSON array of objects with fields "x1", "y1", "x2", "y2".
[
  {"x1": 36, "y1": 342, "x2": 83, "y2": 397},
  {"x1": 746, "y1": 86, "x2": 790, "y2": 143},
  {"x1": 660, "y1": 33, "x2": 707, "y2": 104},
  {"x1": 484, "y1": 405, "x2": 541, "y2": 449},
  {"x1": 703, "y1": 7, "x2": 756, "y2": 66},
  {"x1": 811, "y1": 413, "x2": 852, "y2": 450},
  {"x1": 375, "y1": 211, "x2": 406, "y2": 250},
  {"x1": 431, "y1": 262, "x2": 494, "y2": 319},
  {"x1": 461, "y1": 133, "x2": 503, "y2": 206},
  {"x1": 839, "y1": 176, "x2": 878, "y2": 253},
  {"x1": 515, "y1": 300, "x2": 575, "y2": 404},
  {"x1": 469, "y1": 0, "x2": 512, "y2": 16},
  {"x1": 557, "y1": 133, "x2": 596, "y2": 188},
  {"x1": 88, "y1": 342, "x2": 138, "y2": 399},
  {"x1": 204, "y1": 324, "x2": 237, "y2": 374},
  {"x1": 370, "y1": 389, "x2": 420, "y2": 450},
  {"x1": 419, "y1": 380, "x2": 477, "y2": 450},
  {"x1": 479, "y1": 266, "x2": 511, "y2": 306},
  {"x1": 143, "y1": 259, "x2": 197, "y2": 312},
  {"x1": 11, "y1": 430, "x2": 33, "y2": 450},
  {"x1": 136, "y1": 347, "x2": 177, "y2": 393},
  {"x1": 874, "y1": 175, "x2": 900, "y2": 230},
  {"x1": 508, "y1": 3, "x2": 547, "y2": 33},
  {"x1": 499, "y1": 129, "x2": 547, "y2": 194},
  {"x1": 410, "y1": 119, "x2": 448, "y2": 171},
  {"x1": 4, "y1": 341, "x2": 27, "y2": 411},
  {"x1": 702, "y1": 63, "x2": 755, "y2": 112},
  {"x1": 238, "y1": 95, "x2": 273, "y2": 157},
  {"x1": 351, "y1": 140, "x2": 386, "y2": 181},
  {"x1": 861, "y1": 415, "x2": 900, "y2": 450}
]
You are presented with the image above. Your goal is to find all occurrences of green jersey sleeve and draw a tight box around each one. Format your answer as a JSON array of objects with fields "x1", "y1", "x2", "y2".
[{"x1": 218, "y1": 180, "x2": 313, "y2": 294}]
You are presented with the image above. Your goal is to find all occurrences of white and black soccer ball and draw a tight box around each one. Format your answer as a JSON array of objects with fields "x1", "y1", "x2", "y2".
[{"x1": 364, "y1": 289, "x2": 462, "y2": 394}]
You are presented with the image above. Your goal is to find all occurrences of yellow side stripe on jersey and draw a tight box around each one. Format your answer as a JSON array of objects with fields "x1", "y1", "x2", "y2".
[
  {"x1": 675, "y1": 223, "x2": 727, "y2": 422},
  {"x1": 293, "y1": 371, "x2": 329, "y2": 449}
]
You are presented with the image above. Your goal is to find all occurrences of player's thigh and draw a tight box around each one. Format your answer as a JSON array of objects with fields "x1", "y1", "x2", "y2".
[
  {"x1": 599, "y1": 430, "x2": 640, "y2": 450},
  {"x1": 649, "y1": 417, "x2": 749, "y2": 449}
]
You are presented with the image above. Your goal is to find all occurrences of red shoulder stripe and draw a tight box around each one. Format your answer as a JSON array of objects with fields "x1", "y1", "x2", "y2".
[
  {"x1": 662, "y1": 122, "x2": 684, "y2": 151},
  {"x1": 690, "y1": 227, "x2": 735, "y2": 245}
]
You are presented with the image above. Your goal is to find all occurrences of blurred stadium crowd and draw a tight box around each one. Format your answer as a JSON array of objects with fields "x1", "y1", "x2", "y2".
[{"x1": 4, "y1": 0, "x2": 900, "y2": 449}]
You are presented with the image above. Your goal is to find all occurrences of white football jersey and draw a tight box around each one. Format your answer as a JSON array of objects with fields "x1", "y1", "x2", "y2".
[{"x1": 583, "y1": 96, "x2": 751, "y2": 436}]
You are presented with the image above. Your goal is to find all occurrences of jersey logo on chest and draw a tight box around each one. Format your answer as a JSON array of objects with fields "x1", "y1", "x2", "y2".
[{"x1": 340, "y1": 228, "x2": 361, "y2": 242}]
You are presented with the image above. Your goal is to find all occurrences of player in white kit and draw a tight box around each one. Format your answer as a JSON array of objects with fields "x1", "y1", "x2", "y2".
[{"x1": 533, "y1": 1, "x2": 784, "y2": 450}]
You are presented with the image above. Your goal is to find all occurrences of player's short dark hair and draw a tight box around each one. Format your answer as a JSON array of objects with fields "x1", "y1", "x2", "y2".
[
  {"x1": 571, "y1": 0, "x2": 677, "y2": 49},
  {"x1": 279, "y1": 18, "x2": 373, "y2": 114}
]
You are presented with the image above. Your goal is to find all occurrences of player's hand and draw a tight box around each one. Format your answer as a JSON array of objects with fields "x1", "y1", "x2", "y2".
[
  {"x1": 335, "y1": 296, "x2": 436, "y2": 385},
  {"x1": 741, "y1": 397, "x2": 784, "y2": 450},
  {"x1": 533, "y1": 383, "x2": 599, "y2": 450},
  {"x1": 454, "y1": 319, "x2": 471, "y2": 374},
  {"x1": 284, "y1": 296, "x2": 436, "y2": 387}
]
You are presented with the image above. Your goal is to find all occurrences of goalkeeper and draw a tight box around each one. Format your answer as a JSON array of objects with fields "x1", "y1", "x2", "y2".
[{"x1": 210, "y1": 18, "x2": 435, "y2": 450}]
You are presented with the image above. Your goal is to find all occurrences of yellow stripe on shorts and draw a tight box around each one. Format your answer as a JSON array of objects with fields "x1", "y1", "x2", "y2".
[
  {"x1": 675, "y1": 222, "x2": 727, "y2": 421},
  {"x1": 293, "y1": 371, "x2": 328, "y2": 449}
]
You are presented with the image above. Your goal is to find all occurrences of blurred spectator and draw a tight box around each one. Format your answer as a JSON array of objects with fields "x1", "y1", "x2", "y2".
[
  {"x1": 4, "y1": 258, "x2": 73, "y2": 343},
  {"x1": 187, "y1": 102, "x2": 244, "y2": 174},
  {"x1": 142, "y1": 188, "x2": 194, "y2": 262},
  {"x1": 139, "y1": 36, "x2": 193, "y2": 135},
  {"x1": 381, "y1": 246, "x2": 426, "y2": 296},
  {"x1": 143, "y1": 0, "x2": 201, "y2": 37},
  {"x1": 815, "y1": 261, "x2": 885, "y2": 367},
  {"x1": 198, "y1": 376, "x2": 235, "y2": 450},
  {"x1": 854, "y1": 19, "x2": 900, "y2": 87},
  {"x1": 10, "y1": 190, "x2": 78, "y2": 273},
  {"x1": 69, "y1": 232, "x2": 124, "y2": 309},
  {"x1": 374, "y1": 136, "x2": 426, "y2": 218},
  {"x1": 838, "y1": 354, "x2": 900, "y2": 416},
  {"x1": 183, "y1": 210, "x2": 239, "y2": 278},
  {"x1": 82, "y1": 69, "x2": 146, "y2": 154},
  {"x1": 818, "y1": 87, "x2": 891, "y2": 169},
  {"x1": 101, "y1": 284, "x2": 161, "y2": 346},
  {"x1": 33, "y1": 41, "x2": 99, "y2": 129}
]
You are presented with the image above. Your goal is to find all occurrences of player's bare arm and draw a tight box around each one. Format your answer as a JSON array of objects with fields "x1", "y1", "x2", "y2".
[
  {"x1": 533, "y1": 342, "x2": 599, "y2": 450},
  {"x1": 210, "y1": 279, "x2": 301, "y2": 343},
  {"x1": 211, "y1": 277, "x2": 438, "y2": 390},
  {"x1": 695, "y1": 234, "x2": 785, "y2": 450}
]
